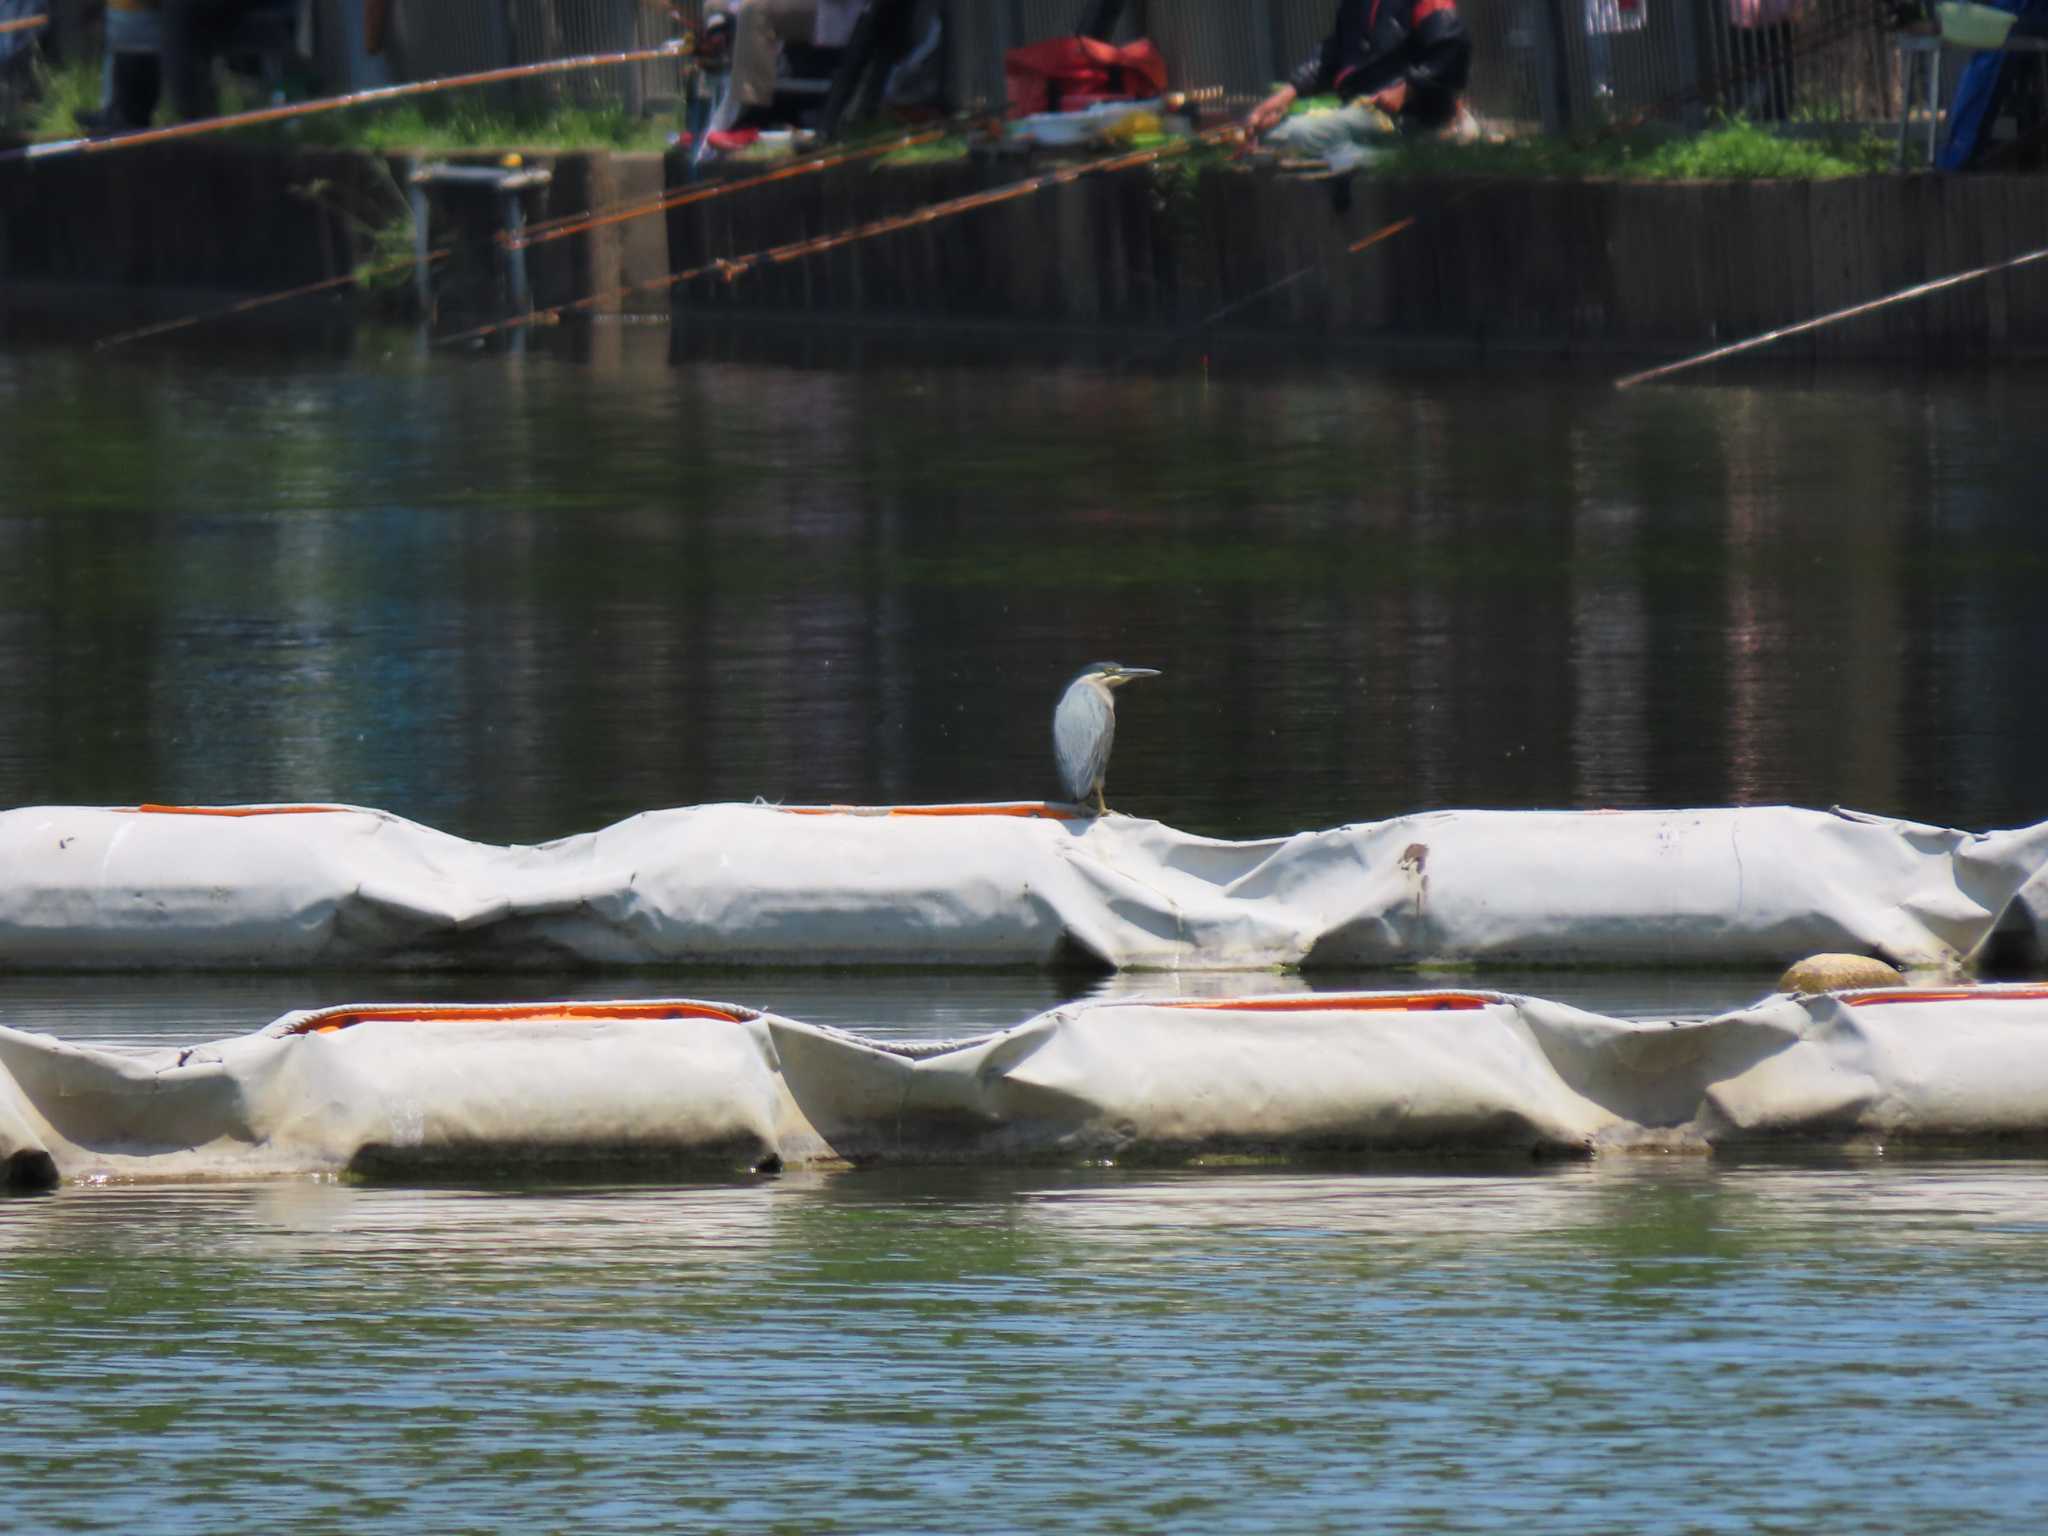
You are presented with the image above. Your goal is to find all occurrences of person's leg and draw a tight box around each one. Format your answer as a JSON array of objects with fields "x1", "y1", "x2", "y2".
[
  {"x1": 730, "y1": 0, "x2": 820, "y2": 109},
  {"x1": 96, "y1": 2, "x2": 163, "y2": 130},
  {"x1": 109, "y1": 51, "x2": 162, "y2": 127},
  {"x1": 160, "y1": 0, "x2": 238, "y2": 120}
]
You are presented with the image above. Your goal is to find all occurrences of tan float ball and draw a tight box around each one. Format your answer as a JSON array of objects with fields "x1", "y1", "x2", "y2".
[{"x1": 1778, "y1": 953, "x2": 1902, "y2": 996}]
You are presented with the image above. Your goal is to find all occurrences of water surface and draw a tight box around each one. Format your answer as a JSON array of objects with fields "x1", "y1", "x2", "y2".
[
  {"x1": 5, "y1": 1161, "x2": 2048, "y2": 1532},
  {"x1": 5, "y1": 336, "x2": 2045, "y2": 843},
  {"x1": 5, "y1": 335, "x2": 2048, "y2": 1530}
]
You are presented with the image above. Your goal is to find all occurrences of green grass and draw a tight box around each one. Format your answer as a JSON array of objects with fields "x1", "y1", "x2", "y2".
[
  {"x1": 876, "y1": 134, "x2": 971, "y2": 166},
  {"x1": 5, "y1": 56, "x2": 100, "y2": 140},
  {"x1": 293, "y1": 99, "x2": 673, "y2": 154},
  {"x1": 870, "y1": 111, "x2": 1888, "y2": 183},
  {"x1": 1379, "y1": 117, "x2": 1892, "y2": 180},
  {"x1": 9, "y1": 54, "x2": 1887, "y2": 183}
]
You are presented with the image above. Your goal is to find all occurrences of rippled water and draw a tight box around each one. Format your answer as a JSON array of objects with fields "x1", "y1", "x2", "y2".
[
  {"x1": 7, "y1": 1162, "x2": 2048, "y2": 1531},
  {"x1": 5, "y1": 333, "x2": 2048, "y2": 1528}
]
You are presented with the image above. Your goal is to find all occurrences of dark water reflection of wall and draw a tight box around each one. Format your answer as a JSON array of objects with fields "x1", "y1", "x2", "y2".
[{"x1": 2, "y1": 332, "x2": 2043, "y2": 844}]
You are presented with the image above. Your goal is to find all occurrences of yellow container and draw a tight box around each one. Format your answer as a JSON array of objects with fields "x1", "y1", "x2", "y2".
[{"x1": 1937, "y1": 1, "x2": 2018, "y2": 48}]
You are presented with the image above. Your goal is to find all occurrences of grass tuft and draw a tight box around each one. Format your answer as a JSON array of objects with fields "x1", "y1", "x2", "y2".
[
  {"x1": 294, "y1": 99, "x2": 672, "y2": 153},
  {"x1": 1378, "y1": 116, "x2": 1892, "y2": 180},
  {"x1": 6, "y1": 56, "x2": 100, "y2": 140}
]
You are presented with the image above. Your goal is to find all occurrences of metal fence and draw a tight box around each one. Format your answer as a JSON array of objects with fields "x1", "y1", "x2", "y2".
[
  {"x1": 941, "y1": 0, "x2": 1901, "y2": 132},
  {"x1": 388, "y1": 0, "x2": 694, "y2": 111},
  {"x1": 380, "y1": 0, "x2": 1902, "y2": 135}
]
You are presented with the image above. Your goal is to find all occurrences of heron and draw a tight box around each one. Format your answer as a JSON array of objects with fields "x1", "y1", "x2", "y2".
[{"x1": 1054, "y1": 662, "x2": 1161, "y2": 816}]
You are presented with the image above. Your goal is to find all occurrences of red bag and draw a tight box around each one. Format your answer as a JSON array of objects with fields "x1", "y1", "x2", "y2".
[{"x1": 1003, "y1": 37, "x2": 1169, "y2": 118}]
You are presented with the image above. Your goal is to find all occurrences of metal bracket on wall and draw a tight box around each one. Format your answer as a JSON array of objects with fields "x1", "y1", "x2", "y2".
[{"x1": 410, "y1": 161, "x2": 555, "y2": 347}]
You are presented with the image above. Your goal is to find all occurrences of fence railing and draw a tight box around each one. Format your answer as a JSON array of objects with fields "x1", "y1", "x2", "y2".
[
  {"x1": 385, "y1": 0, "x2": 695, "y2": 112},
  {"x1": 935, "y1": 0, "x2": 1902, "y2": 133},
  {"x1": 10, "y1": 0, "x2": 1912, "y2": 139}
]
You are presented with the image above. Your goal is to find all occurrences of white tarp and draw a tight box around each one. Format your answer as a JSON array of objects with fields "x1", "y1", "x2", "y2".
[
  {"x1": 9, "y1": 984, "x2": 2048, "y2": 1189},
  {"x1": 5, "y1": 801, "x2": 2048, "y2": 972}
]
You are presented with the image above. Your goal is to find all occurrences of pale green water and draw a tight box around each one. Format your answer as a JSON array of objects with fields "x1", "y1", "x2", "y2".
[
  {"x1": 6, "y1": 1162, "x2": 2048, "y2": 1532},
  {"x1": 5, "y1": 335, "x2": 2048, "y2": 1528}
]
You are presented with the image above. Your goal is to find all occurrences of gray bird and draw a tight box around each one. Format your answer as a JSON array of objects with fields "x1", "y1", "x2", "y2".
[{"x1": 1054, "y1": 662, "x2": 1161, "y2": 816}]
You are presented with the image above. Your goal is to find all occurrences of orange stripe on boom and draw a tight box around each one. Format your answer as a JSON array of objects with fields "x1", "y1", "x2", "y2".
[
  {"x1": 778, "y1": 802, "x2": 1082, "y2": 820},
  {"x1": 285, "y1": 1000, "x2": 752, "y2": 1036},
  {"x1": 135, "y1": 804, "x2": 352, "y2": 817},
  {"x1": 1151, "y1": 993, "x2": 1492, "y2": 1014},
  {"x1": 1846, "y1": 987, "x2": 2048, "y2": 1007}
]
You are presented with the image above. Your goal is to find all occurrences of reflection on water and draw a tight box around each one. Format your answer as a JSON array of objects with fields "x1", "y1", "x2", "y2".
[
  {"x1": 3, "y1": 338, "x2": 2046, "y2": 845},
  {"x1": 5, "y1": 1161, "x2": 2048, "y2": 1531},
  {"x1": 7, "y1": 333, "x2": 2048, "y2": 1530}
]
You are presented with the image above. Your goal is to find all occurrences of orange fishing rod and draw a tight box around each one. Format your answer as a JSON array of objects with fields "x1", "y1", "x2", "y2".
[
  {"x1": 438, "y1": 123, "x2": 1244, "y2": 347},
  {"x1": 0, "y1": 38, "x2": 692, "y2": 164},
  {"x1": 0, "y1": 14, "x2": 48, "y2": 34},
  {"x1": 502, "y1": 95, "x2": 1214, "y2": 252},
  {"x1": 94, "y1": 249, "x2": 452, "y2": 350},
  {"x1": 94, "y1": 128, "x2": 954, "y2": 348},
  {"x1": 503, "y1": 125, "x2": 949, "y2": 252}
]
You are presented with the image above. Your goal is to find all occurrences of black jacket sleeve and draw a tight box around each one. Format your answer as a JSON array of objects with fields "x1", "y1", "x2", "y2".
[
  {"x1": 1404, "y1": 7, "x2": 1472, "y2": 99},
  {"x1": 1288, "y1": 35, "x2": 1340, "y2": 97}
]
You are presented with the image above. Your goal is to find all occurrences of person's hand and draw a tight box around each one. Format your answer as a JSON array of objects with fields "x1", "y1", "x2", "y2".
[
  {"x1": 1370, "y1": 81, "x2": 1408, "y2": 116},
  {"x1": 1245, "y1": 85, "x2": 1297, "y2": 139}
]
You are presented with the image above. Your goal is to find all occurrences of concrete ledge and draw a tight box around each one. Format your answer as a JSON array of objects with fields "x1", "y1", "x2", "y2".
[{"x1": 665, "y1": 157, "x2": 2048, "y2": 360}]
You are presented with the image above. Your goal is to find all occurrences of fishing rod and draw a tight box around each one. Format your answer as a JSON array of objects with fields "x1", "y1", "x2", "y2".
[
  {"x1": 1127, "y1": 1, "x2": 1896, "y2": 365},
  {"x1": 0, "y1": 14, "x2": 48, "y2": 34},
  {"x1": 1612, "y1": 239, "x2": 2048, "y2": 388},
  {"x1": 437, "y1": 122, "x2": 1244, "y2": 347},
  {"x1": 502, "y1": 124, "x2": 950, "y2": 252},
  {"x1": 94, "y1": 124, "x2": 958, "y2": 348},
  {"x1": 93, "y1": 248, "x2": 452, "y2": 350},
  {"x1": 503, "y1": 90, "x2": 1221, "y2": 253},
  {"x1": 0, "y1": 38, "x2": 692, "y2": 164}
]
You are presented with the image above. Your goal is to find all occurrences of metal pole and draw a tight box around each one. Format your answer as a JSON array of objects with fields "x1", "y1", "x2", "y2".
[
  {"x1": 502, "y1": 186, "x2": 528, "y2": 356},
  {"x1": 1674, "y1": 0, "x2": 1706, "y2": 130},
  {"x1": 619, "y1": 0, "x2": 645, "y2": 118},
  {"x1": 502, "y1": 188, "x2": 530, "y2": 317},
  {"x1": 409, "y1": 157, "x2": 433, "y2": 322},
  {"x1": 1077, "y1": 0, "x2": 1130, "y2": 39},
  {"x1": 1536, "y1": 0, "x2": 1575, "y2": 134},
  {"x1": 1251, "y1": 0, "x2": 1278, "y2": 90}
]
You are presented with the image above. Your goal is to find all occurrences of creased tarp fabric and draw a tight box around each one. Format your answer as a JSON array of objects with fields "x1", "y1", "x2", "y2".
[
  {"x1": 9, "y1": 987, "x2": 2048, "y2": 1185},
  {"x1": 5, "y1": 802, "x2": 2048, "y2": 971}
]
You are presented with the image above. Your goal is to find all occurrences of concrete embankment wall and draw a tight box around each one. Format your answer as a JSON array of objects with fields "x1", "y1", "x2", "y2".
[
  {"x1": 666, "y1": 157, "x2": 2048, "y2": 360},
  {"x1": 0, "y1": 142, "x2": 669, "y2": 318},
  {"x1": 5, "y1": 140, "x2": 2044, "y2": 357},
  {"x1": 0, "y1": 144, "x2": 377, "y2": 292}
]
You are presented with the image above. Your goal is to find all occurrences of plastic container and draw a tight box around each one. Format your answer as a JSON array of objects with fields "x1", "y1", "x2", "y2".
[{"x1": 1937, "y1": 2, "x2": 2019, "y2": 48}]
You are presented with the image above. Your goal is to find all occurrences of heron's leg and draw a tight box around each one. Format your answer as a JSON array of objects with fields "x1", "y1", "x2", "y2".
[{"x1": 1094, "y1": 786, "x2": 1108, "y2": 817}]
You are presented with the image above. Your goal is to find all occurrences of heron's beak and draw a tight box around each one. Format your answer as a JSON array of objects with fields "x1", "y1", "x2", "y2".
[{"x1": 1107, "y1": 666, "x2": 1161, "y2": 685}]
